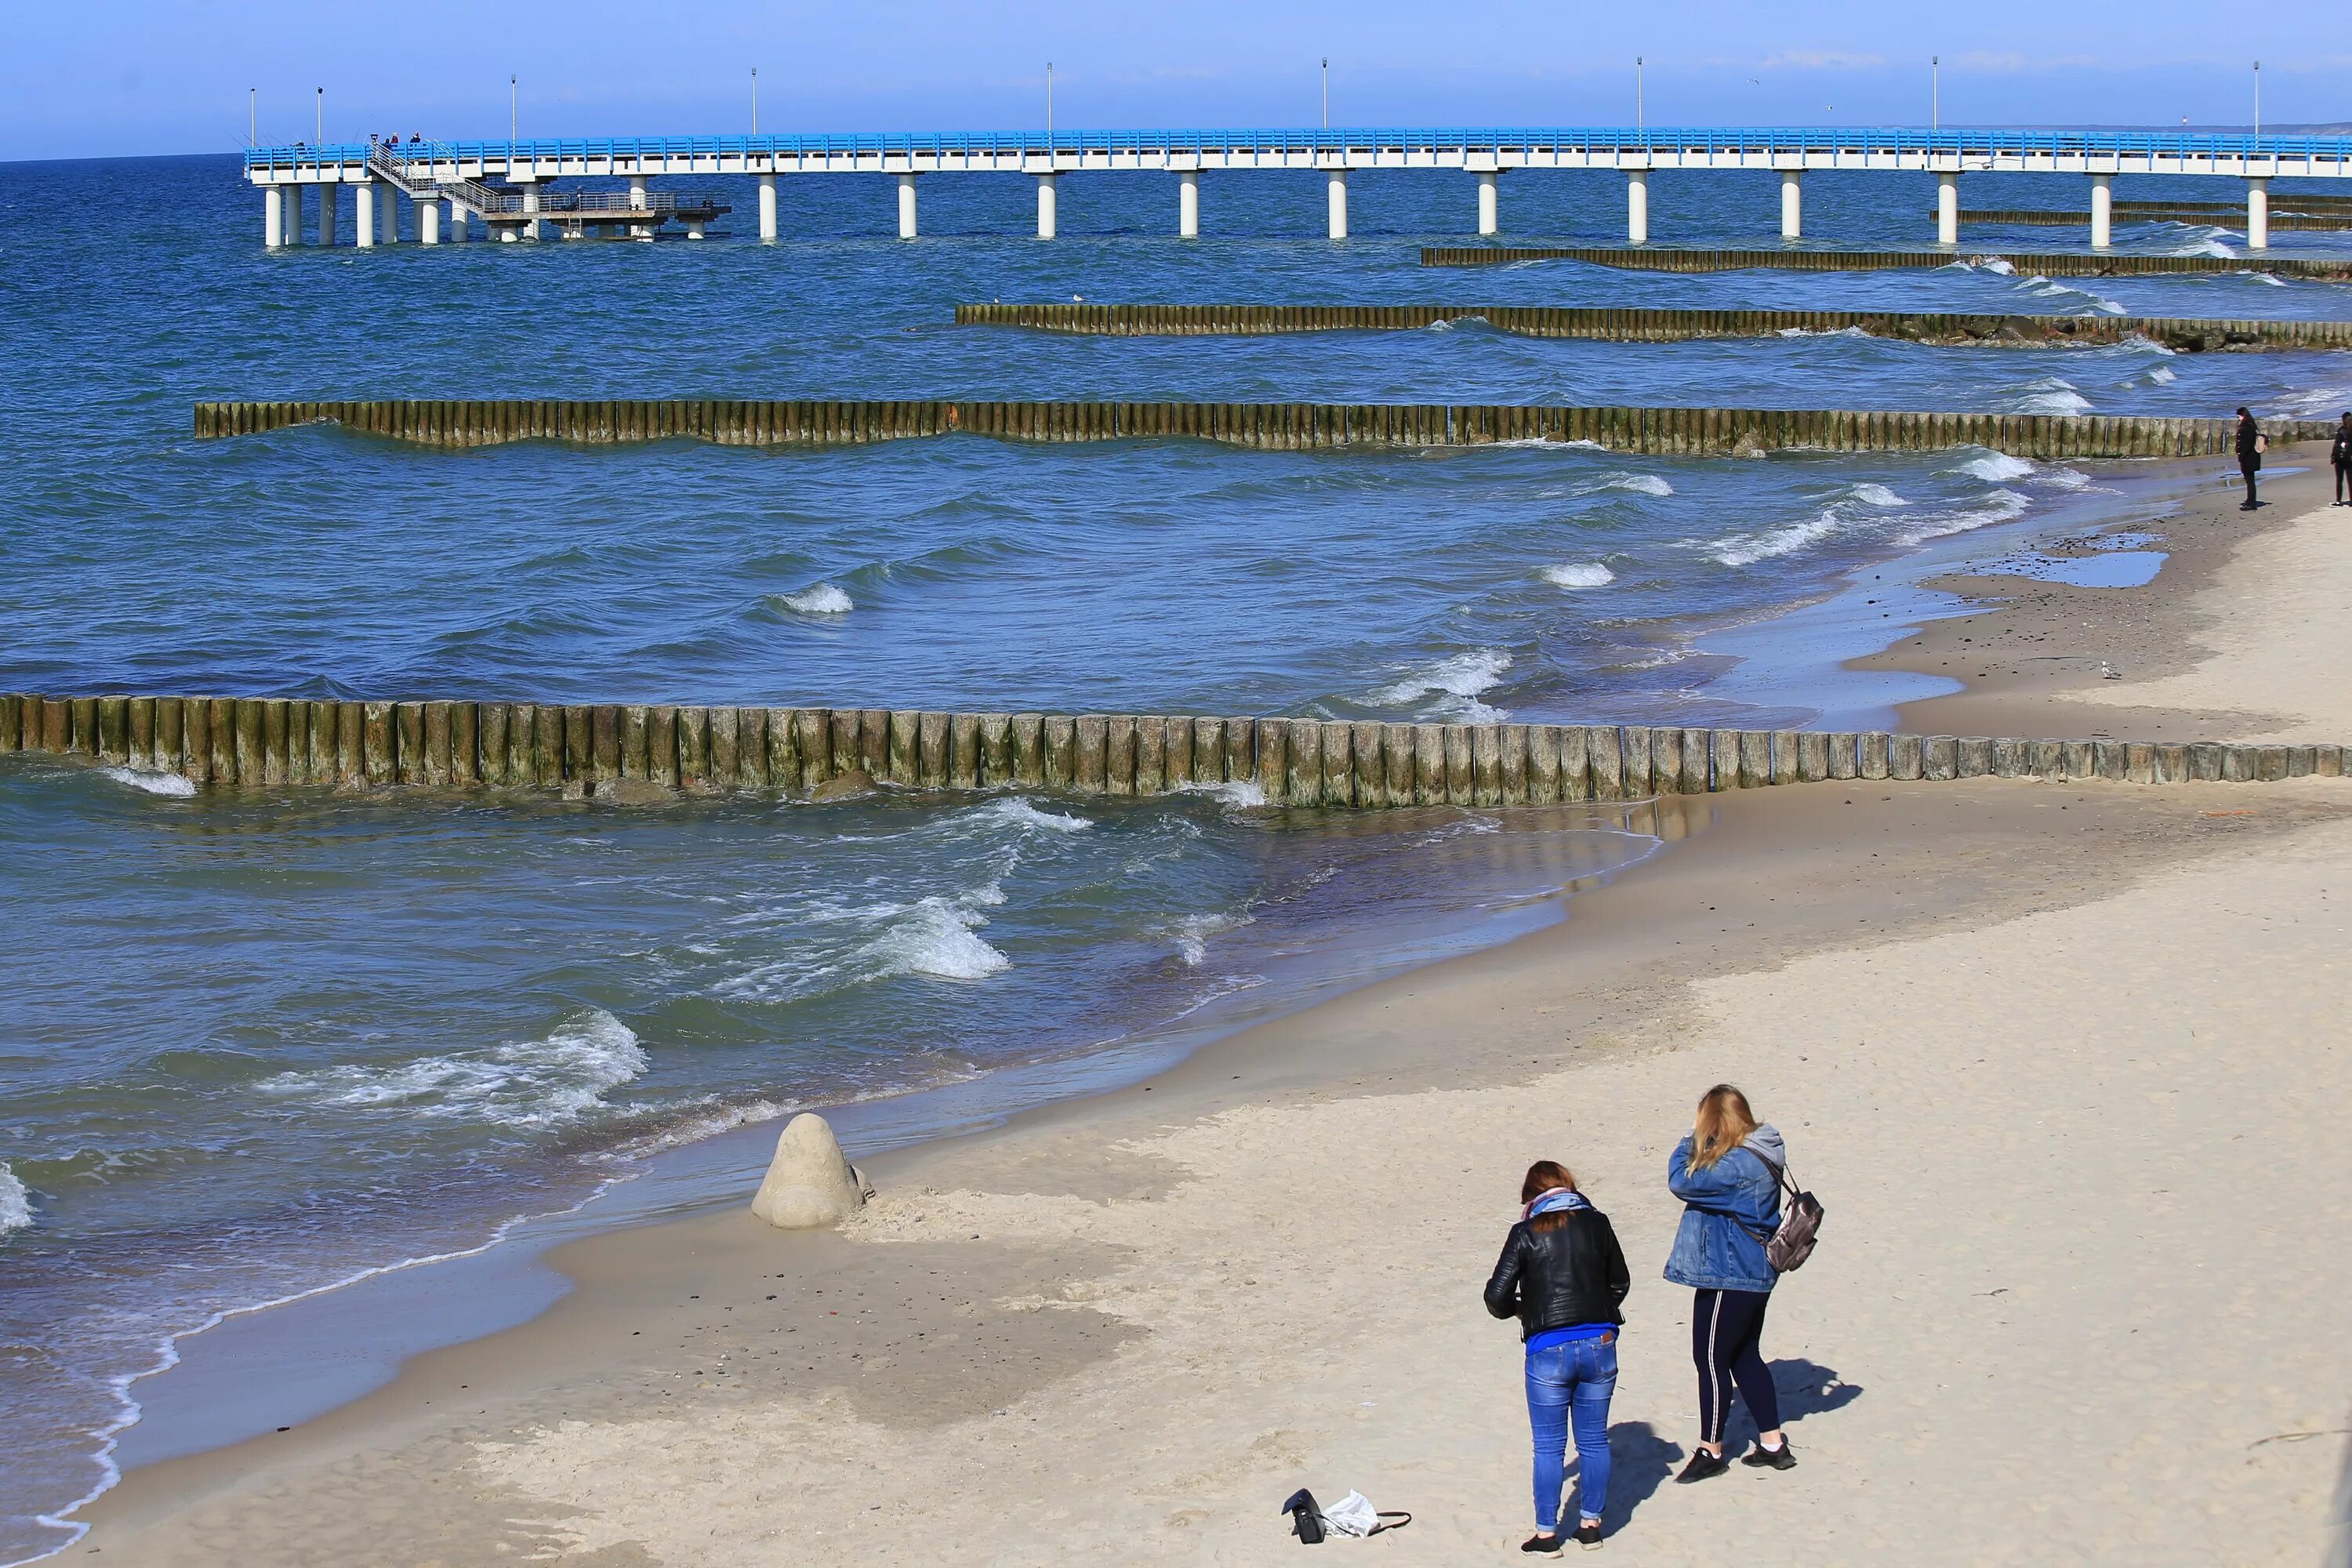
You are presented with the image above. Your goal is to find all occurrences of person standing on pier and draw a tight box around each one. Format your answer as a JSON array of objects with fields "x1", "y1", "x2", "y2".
[
  {"x1": 2332, "y1": 412, "x2": 2352, "y2": 506},
  {"x1": 2236, "y1": 408, "x2": 2266, "y2": 510}
]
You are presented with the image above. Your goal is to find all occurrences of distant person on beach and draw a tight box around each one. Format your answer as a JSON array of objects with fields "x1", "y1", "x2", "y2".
[
  {"x1": 2332, "y1": 413, "x2": 2352, "y2": 506},
  {"x1": 1665, "y1": 1084, "x2": 1796, "y2": 1483},
  {"x1": 1486, "y1": 1160, "x2": 1631, "y2": 1553},
  {"x1": 2237, "y1": 408, "x2": 2265, "y2": 511}
]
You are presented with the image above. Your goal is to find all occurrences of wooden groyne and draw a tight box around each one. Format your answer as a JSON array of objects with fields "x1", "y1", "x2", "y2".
[
  {"x1": 954, "y1": 303, "x2": 2352, "y2": 353},
  {"x1": 1947, "y1": 208, "x2": 2352, "y2": 232},
  {"x1": 1420, "y1": 245, "x2": 2352, "y2": 279},
  {"x1": 4, "y1": 692, "x2": 2340, "y2": 803},
  {"x1": 191, "y1": 401, "x2": 2338, "y2": 460}
]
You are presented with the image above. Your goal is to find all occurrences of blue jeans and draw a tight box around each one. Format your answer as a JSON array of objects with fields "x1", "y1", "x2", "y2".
[{"x1": 1525, "y1": 1332, "x2": 1617, "y2": 1530}]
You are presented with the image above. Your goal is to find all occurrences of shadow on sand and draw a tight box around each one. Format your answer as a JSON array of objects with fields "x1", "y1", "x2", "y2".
[{"x1": 1568, "y1": 1360, "x2": 1864, "y2": 1534}]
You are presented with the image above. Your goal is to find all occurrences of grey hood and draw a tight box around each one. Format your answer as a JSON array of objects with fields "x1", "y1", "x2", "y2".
[{"x1": 1744, "y1": 1123, "x2": 1787, "y2": 1171}]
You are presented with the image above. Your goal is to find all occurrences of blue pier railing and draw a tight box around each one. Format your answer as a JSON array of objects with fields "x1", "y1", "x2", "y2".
[{"x1": 245, "y1": 125, "x2": 2352, "y2": 175}]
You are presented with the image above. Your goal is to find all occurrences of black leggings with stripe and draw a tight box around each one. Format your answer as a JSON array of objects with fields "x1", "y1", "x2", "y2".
[{"x1": 1691, "y1": 1287, "x2": 1781, "y2": 1445}]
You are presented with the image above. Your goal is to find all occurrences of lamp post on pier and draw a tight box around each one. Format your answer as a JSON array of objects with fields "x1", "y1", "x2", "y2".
[
  {"x1": 1321, "y1": 58, "x2": 1328, "y2": 129},
  {"x1": 1932, "y1": 56, "x2": 1939, "y2": 133},
  {"x1": 752, "y1": 67, "x2": 758, "y2": 134}
]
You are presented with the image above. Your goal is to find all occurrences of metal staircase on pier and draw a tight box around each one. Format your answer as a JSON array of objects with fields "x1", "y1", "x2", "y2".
[{"x1": 364, "y1": 140, "x2": 727, "y2": 237}]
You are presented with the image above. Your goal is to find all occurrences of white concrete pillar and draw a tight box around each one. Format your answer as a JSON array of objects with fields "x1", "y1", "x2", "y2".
[
  {"x1": 447, "y1": 201, "x2": 467, "y2": 242},
  {"x1": 281, "y1": 185, "x2": 303, "y2": 245},
  {"x1": 521, "y1": 184, "x2": 543, "y2": 241},
  {"x1": 1036, "y1": 172, "x2": 1058, "y2": 239},
  {"x1": 1936, "y1": 172, "x2": 1958, "y2": 245},
  {"x1": 355, "y1": 181, "x2": 377, "y2": 247},
  {"x1": 1327, "y1": 168, "x2": 1348, "y2": 241},
  {"x1": 1780, "y1": 170, "x2": 1802, "y2": 240},
  {"x1": 687, "y1": 219, "x2": 706, "y2": 240},
  {"x1": 1178, "y1": 170, "x2": 1199, "y2": 238},
  {"x1": 1477, "y1": 171, "x2": 1498, "y2": 237},
  {"x1": 381, "y1": 191, "x2": 398, "y2": 245},
  {"x1": 2089, "y1": 174, "x2": 2113, "y2": 249},
  {"x1": 419, "y1": 198, "x2": 441, "y2": 245},
  {"x1": 2248, "y1": 177, "x2": 2270, "y2": 250},
  {"x1": 758, "y1": 174, "x2": 778, "y2": 241},
  {"x1": 1627, "y1": 169, "x2": 1650, "y2": 245},
  {"x1": 629, "y1": 176, "x2": 648, "y2": 210},
  {"x1": 318, "y1": 185, "x2": 339, "y2": 246},
  {"x1": 265, "y1": 186, "x2": 285, "y2": 248},
  {"x1": 897, "y1": 172, "x2": 917, "y2": 239}
]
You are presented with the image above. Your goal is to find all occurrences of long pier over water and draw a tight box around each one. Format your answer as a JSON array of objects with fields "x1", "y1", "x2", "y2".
[{"x1": 244, "y1": 125, "x2": 2352, "y2": 249}]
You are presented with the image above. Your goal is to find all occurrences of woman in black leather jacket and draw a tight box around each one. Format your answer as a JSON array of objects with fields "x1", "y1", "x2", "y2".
[{"x1": 1485, "y1": 1161, "x2": 1632, "y2": 1553}]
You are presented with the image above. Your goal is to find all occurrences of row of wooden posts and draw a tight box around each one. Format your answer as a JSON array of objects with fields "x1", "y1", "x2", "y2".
[
  {"x1": 1419, "y1": 245, "x2": 2352, "y2": 279},
  {"x1": 191, "y1": 400, "x2": 2337, "y2": 459},
  {"x1": 8, "y1": 694, "x2": 2341, "y2": 803},
  {"x1": 1947, "y1": 208, "x2": 2352, "y2": 232},
  {"x1": 954, "y1": 303, "x2": 2352, "y2": 352}
]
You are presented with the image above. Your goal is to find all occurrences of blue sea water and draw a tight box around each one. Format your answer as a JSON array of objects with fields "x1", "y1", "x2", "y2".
[{"x1": 2, "y1": 151, "x2": 2349, "y2": 1564}]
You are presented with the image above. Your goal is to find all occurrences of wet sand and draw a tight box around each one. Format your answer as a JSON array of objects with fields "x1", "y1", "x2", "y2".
[{"x1": 76, "y1": 455, "x2": 2352, "y2": 1567}]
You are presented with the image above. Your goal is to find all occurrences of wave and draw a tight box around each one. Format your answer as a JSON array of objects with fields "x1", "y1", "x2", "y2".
[
  {"x1": 2018, "y1": 277, "x2": 2129, "y2": 314},
  {"x1": 1776, "y1": 325, "x2": 1869, "y2": 338},
  {"x1": 253, "y1": 1009, "x2": 648, "y2": 1127},
  {"x1": 1965, "y1": 256, "x2": 2018, "y2": 275},
  {"x1": 1846, "y1": 482, "x2": 1907, "y2": 507},
  {"x1": 1541, "y1": 561, "x2": 1616, "y2": 589},
  {"x1": 0, "y1": 1160, "x2": 30, "y2": 1236},
  {"x1": 2167, "y1": 228, "x2": 2236, "y2": 257},
  {"x1": 2274, "y1": 382, "x2": 2352, "y2": 419},
  {"x1": 1370, "y1": 648, "x2": 1513, "y2": 722},
  {"x1": 969, "y1": 797, "x2": 1092, "y2": 833},
  {"x1": 865, "y1": 897, "x2": 1010, "y2": 982},
  {"x1": 1958, "y1": 451, "x2": 2035, "y2": 482},
  {"x1": 1174, "y1": 778, "x2": 1269, "y2": 808},
  {"x1": 1598, "y1": 472, "x2": 1673, "y2": 497},
  {"x1": 776, "y1": 583, "x2": 853, "y2": 615},
  {"x1": 1708, "y1": 510, "x2": 1846, "y2": 568},
  {"x1": 1899, "y1": 488, "x2": 2032, "y2": 545},
  {"x1": 1160, "y1": 910, "x2": 1257, "y2": 967},
  {"x1": 2242, "y1": 270, "x2": 2288, "y2": 288},
  {"x1": 2005, "y1": 377, "x2": 2092, "y2": 416},
  {"x1": 98, "y1": 766, "x2": 196, "y2": 797},
  {"x1": 2034, "y1": 467, "x2": 2092, "y2": 491}
]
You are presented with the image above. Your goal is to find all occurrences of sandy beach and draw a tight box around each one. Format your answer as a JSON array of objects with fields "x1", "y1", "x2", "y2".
[{"x1": 77, "y1": 454, "x2": 2352, "y2": 1567}]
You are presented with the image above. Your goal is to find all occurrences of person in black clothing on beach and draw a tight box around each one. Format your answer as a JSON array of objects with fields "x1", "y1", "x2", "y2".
[
  {"x1": 1486, "y1": 1160, "x2": 1632, "y2": 1553},
  {"x1": 2236, "y1": 408, "x2": 2265, "y2": 511},
  {"x1": 2332, "y1": 413, "x2": 2352, "y2": 506}
]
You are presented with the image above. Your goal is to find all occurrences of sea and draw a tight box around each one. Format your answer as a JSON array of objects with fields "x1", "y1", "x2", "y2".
[{"x1": 3, "y1": 151, "x2": 2350, "y2": 1563}]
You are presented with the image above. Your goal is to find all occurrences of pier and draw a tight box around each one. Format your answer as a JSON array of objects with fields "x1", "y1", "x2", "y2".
[
  {"x1": 5, "y1": 691, "x2": 2339, "y2": 803},
  {"x1": 192, "y1": 399, "x2": 2339, "y2": 460},
  {"x1": 244, "y1": 126, "x2": 2352, "y2": 249}
]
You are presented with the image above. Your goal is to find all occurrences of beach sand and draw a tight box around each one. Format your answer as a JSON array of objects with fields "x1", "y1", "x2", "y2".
[{"x1": 78, "y1": 457, "x2": 2352, "y2": 1567}]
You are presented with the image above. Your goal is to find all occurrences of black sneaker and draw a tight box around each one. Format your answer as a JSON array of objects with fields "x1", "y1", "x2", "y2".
[
  {"x1": 1740, "y1": 1439, "x2": 1798, "y2": 1471},
  {"x1": 1520, "y1": 1532, "x2": 1565, "y2": 1554},
  {"x1": 1574, "y1": 1519, "x2": 1604, "y2": 1550},
  {"x1": 1675, "y1": 1447, "x2": 1731, "y2": 1484}
]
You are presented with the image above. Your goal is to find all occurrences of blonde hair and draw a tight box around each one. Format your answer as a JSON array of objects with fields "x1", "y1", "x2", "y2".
[{"x1": 1688, "y1": 1084, "x2": 1758, "y2": 1171}]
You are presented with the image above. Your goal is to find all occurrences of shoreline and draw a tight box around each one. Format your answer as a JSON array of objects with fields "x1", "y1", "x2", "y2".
[{"x1": 71, "y1": 452, "x2": 2352, "y2": 1563}]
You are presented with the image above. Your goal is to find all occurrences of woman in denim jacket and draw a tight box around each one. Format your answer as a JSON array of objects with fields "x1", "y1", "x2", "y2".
[{"x1": 1664, "y1": 1084, "x2": 1795, "y2": 1483}]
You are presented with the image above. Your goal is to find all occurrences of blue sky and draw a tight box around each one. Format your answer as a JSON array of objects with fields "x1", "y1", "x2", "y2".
[{"x1": 4, "y1": 1, "x2": 2343, "y2": 161}]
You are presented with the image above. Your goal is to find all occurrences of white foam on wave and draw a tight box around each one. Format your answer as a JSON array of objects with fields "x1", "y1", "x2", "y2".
[
  {"x1": 2020, "y1": 278, "x2": 2129, "y2": 314},
  {"x1": 1541, "y1": 561, "x2": 1616, "y2": 589},
  {"x1": 2121, "y1": 332, "x2": 2178, "y2": 356},
  {"x1": 1847, "y1": 482, "x2": 1908, "y2": 507},
  {"x1": 1370, "y1": 648, "x2": 1513, "y2": 722},
  {"x1": 1970, "y1": 256, "x2": 2018, "y2": 275},
  {"x1": 1959, "y1": 451, "x2": 2036, "y2": 482},
  {"x1": 1162, "y1": 910, "x2": 1257, "y2": 967},
  {"x1": 778, "y1": 583, "x2": 854, "y2": 615},
  {"x1": 864, "y1": 897, "x2": 1011, "y2": 982},
  {"x1": 1900, "y1": 488, "x2": 2032, "y2": 545},
  {"x1": 1708, "y1": 510, "x2": 1846, "y2": 568},
  {"x1": 1174, "y1": 778, "x2": 1270, "y2": 808},
  {"x1": 968, "y1": 796, "x2": 1092, "y2": 833},
  {"x1": 2008, "y1": 377, "x2": 2092, "y2": 416},
  {"x1": 254, "y1": 1008, "x2": 648, "y2": 1127},
  {"x1": 2142, "y1": 365, "x2": 2178, "y2": 385},
  {"x1": 99, "y1": 766, "x2": 197, "y2": 797},
  {"x1": 0, "y1": 1160, "x2": 31, "y2": 1235},
  {"x1": 2274, "y1": 382, "x2": 2352, "y2": 418},
  {"x1": 1599, "y1": 472, "x2": 1673, "y2": 497},
  {"x1": 2244, "y1": 270, "x2": 2288, "y2": 288},
  {"x1": 2034, "y1": 467, "x2": 2092, "y2": 491}
]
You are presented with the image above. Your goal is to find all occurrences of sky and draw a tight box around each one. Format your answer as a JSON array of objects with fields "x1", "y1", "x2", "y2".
[{"x1": 3, "y1": 0, "x2": 2345, "y2": 162}]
